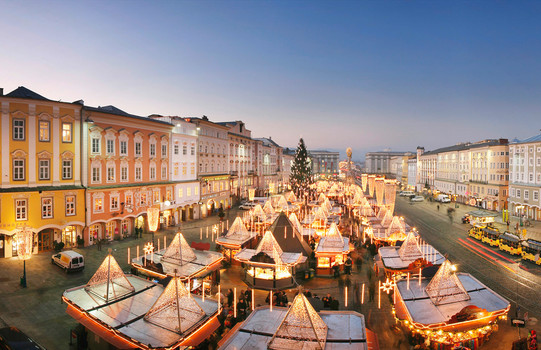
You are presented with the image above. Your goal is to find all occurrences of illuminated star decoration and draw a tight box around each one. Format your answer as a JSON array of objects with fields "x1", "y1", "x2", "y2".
[
  {"x1": 212, "y1": 224, "x2": 219, "y2": 234},
  {"x1": 380, "y1": 278, "x2": 396, "y2": 294},
  {"x1": 143, "y1": 242, "x2": 154, "y2": 256}
]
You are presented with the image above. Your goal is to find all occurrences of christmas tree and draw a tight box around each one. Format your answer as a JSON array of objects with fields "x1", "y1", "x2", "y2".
[{"x1": 290, "y1": 138, "x2": 313, "y2": 197}]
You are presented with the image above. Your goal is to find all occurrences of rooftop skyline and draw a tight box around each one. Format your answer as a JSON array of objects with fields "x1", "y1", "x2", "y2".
[{"x1": 2, "y1": 1, "x2": 540, "y2": 160}]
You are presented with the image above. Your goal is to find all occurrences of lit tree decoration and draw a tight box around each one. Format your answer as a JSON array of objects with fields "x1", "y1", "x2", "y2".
[
  {"x1": 289, "y1": 138, "x2": 313, "y2": 199},
  {"x1": 248, "y1": 189, "x2": 255, "y2": 201},
  {"x1": 361, "y1": 174, "x2": 368, "y2": 192},
  {"x1": 375, "y1": 177, "x2": 385, "y2": 206},
  {"x1": 380, "y1": 278, "x2": 396, "y2": 294},
  {"x1": 212, "y1": 224, "x2": 219, "y2": 236},
  {"x1": 384, "y1": 179, "x2": 397, "y2": 215},
  {"x1": 368, "y1": 175, "x2": 376, "y2": 197}
]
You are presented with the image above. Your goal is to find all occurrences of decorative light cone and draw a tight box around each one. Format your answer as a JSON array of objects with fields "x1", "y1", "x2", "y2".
[
  {"x1": 16, "y1": 226, "x2": 33, "y2": 261},
  {"x1": 147, "y1": 207, "x2": 160, "y2": 232}
]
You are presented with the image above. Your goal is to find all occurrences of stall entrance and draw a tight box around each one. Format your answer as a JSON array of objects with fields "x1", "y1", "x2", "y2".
[
  {"x1": 0, "y1": 235, "x2": 4, "y2": 257},
  {"x1": 38, "y1": 229, "x2": 54, "y2": 252}
]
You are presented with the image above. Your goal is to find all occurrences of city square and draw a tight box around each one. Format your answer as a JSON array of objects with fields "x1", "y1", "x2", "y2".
[{"x1": 2, "y1": 2, "x2": 541, "y2": 350}]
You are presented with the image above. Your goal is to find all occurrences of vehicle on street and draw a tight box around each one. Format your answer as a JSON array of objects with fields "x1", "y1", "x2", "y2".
[
  {"x1": 400, "y1": 191, "x2": 415, "y2": 197},
  {"x1": 462, "y1": 215, "x2": 470, "y2": 224},
  {"x1": 0, "y1": 326, "x2": 46, "y2": 350},
  {"x1": 498, "y1": 232, "x2": 522, "y2": 256},
  {"x1": 410, "y1": 196, "x2": 424, "y2": 202},
  {"x1": 51, "y1": 250, "x2": 84, "y2": 273},
  {"x1": 435, "y1": 194, "x2": 451, "y2": 203},
  {"x1": 239, "y1": 201, "x2": 257, "y2": 210},
  {"x1": 521, "y1": 239, "x2": 541, "y2": 265}
]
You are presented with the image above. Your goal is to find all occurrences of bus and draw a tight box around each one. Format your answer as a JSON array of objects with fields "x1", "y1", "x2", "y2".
[{"x1": 521, "y1": 239, "x2": 541, "y2": 265}]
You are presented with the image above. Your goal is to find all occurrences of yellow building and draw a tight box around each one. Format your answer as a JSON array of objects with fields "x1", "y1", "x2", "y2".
[{"x1": 0, "y1": 87, "x2": 85, "y2": 258}]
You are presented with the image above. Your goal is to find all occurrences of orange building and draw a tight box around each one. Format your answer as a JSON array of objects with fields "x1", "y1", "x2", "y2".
[{"x1": 82, "y1": 105, "x2": 174, "y2": 246}]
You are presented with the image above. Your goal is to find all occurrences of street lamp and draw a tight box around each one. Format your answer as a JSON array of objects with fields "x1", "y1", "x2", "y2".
[
  {"x1": 16, "y1": 226, "x2": 33, "y2": 288},
  {"x1": 147, "y1": 207, "x2": 160, "y2": 248}
]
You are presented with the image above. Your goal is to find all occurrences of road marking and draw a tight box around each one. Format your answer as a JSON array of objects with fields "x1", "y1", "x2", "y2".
[
  {"x1": 457, "y1": 238, "x2": 516, "y2": 273},
  {"x1": 465, "y1": 238, "x2": 517, "y2": 264}
]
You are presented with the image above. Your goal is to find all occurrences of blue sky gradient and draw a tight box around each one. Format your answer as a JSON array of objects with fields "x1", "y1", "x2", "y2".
[{"x1": 2, "y1": 1, "x2": 540, "y2": 160}]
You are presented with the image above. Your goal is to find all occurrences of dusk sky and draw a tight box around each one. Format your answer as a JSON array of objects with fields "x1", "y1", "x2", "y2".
[{"x1": 2, "y1": 1, "x2": 540, "y2": 160}]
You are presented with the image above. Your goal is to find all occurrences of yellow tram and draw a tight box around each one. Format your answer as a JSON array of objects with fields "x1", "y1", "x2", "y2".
[
  {"x1": 521, "y1": 239, "x2": 541, "y2": 265},
  {"x1": 498, "y1": 232, "x2": 522, "y2": 256},
  {"x1": 481, "y1": 227, "x2": 501, "y2": 247}
]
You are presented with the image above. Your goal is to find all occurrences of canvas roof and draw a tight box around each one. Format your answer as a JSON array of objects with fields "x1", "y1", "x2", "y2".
[
  {"x1": 85, "y1": 254, "x2": 135, "y2": 302},
  {"x1": 269, "y1": 213, "x2": 313, "y2": 256}
]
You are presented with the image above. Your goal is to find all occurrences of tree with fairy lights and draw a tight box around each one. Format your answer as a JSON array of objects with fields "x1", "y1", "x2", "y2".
[{"x1": 290, "y1": 138, "x2": 313, "y2": 199}]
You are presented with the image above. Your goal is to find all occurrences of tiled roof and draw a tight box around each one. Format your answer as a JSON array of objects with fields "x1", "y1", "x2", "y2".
[
  {"x1": 422, "y1": 139, "x2": 507, "y2": 156},
  {"x1": 254, "y1": 137, "x2": 281, "y2": 148},
  {"x1": 84, "y1": 105, "x2": 172, "y2": 126},
  {"x1": 5, "y1": 86, "x2": 50, "y2": 101}
]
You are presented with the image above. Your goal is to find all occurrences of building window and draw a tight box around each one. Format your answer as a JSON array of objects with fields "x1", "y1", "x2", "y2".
[
  {"x1": 92, "y1": 166, "x2": 101, "y2": 183},
  {"x1": 183, "y1": 145, "x2": 187, "y2": 155},
  {"x1": 178, "y1": 188, "x2": 183, "y2": 198},
  {"x1": 107, "y1": 166, "x2": 115, "y2": 182},
  {"x1": 195, "y1": 186, "x2": 199, "y2": 195},
  {"x1": 65, "y1": 195, "x2": 76, "y2": 216},
  {"x1": 120, "y1": 141, "x2": 127, "y2": 155},
  {"x1": 15, "y1": 199, "x2": 27, "y2": 221},
  {"x1": 91, "y1": 137, "x2": 101, "y2": 154},
  {"x1": 13, "y1": 159, "x2": 25, "y2": 181},
  {"x1": 135, "y1": 142, "x2": 142, "y2": 156},
  {"x1": 110, "y1": 195, "x2": 119, "y2": 211},
  {"x1": 13, "y1": 119, "x2": 25, "y2": 140},
  {"x1": 62, "y1": 123, "x2": 72, "y2": 142},
  {"x1": 39, "y1": 159, "x2": 50, "y2": 180},
  {"x1": 174, "y1": 144, "x2": 179, "y2": 155},
  {"x1": 191, "y1": 145, "x2": 195, "y2": 155},
  {"x1": 150, "y1": 166, "x2": 156, "y2": 180},
  {"x1": 135, "y1": 165, "x2": 142, "y2": 181},
  {"x1": 125, "y1": 194, "x2": 133, "y2": 207},
  {"x1": 106, "y1": 139, "x2": 115, "y2": 155},
  {"x1": 191, "y1": 165, "x2": 195, "y2": 175},
  {"x1": 94, "y1": 198, "x2": 103, "y2": 213},
  {"x1": 525, "y1": 190, "x2": 529, "y2": 200},
  {"x1": 162, "y1": 164, "x2": 167, "y2": 179},
  {"x1": 517, "y1": 189, "x2": 521, "y2": 198},
  {"x1": 182, "y1": 166, "x2": 187, "y2": 175},
  {"x1": 42, "y1": 198, "x2": 53, "y2": 219},
  {"x1": 62, "y1": 160, "x2": 72, "y2": 180},
  {"x1": 121, "y1": 166, "x2": 128, "y2": 181},
  {"x1": 534, "y1": 191, "x2": 539, "y2": 201},
  {"x1": 150, "y1": 144, "x2": 156, "y2": 157},
  {"x1": 162, "y1": 144, "x2": 167, "y2": 157},
  {"x1": 153, "y1": 191, "x2": 160, "y2": 203},
  {"x1": 140, "y1": 193, "x2": 147, "y2": 206},
  {"x1": 39, "y1": 121, "x2": 50, "y2": 141},
  {"x1": 187, "y1": 187, "x2": 191, "y2": 196}
]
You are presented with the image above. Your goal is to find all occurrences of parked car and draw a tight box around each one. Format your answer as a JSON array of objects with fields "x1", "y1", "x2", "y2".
[
  {"x1": 435, "y1": 194, "x2": 451, "y2": 203},
  {"x1": 51, "y1": 250, "x2": 84, "y2": 273},
  {"x1": 410, "y1": 196, "x2": 424, "y2": 202},
  {"x1": 0, "y1": 327, "x2": 46, "y2": 350},
  {"x1": 239, "y1": 202, "x2": 256, "y2": 210}
]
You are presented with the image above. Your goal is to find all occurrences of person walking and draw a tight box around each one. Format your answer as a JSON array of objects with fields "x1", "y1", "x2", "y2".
[
  {"x1": 97, "y1": 237, "x2": 102, "y2": 251},
  {"x1": 322, "y1": 293, "x2": 333, "y2": 309},
  {"x1": 369, "y1": 280, "x2": 375, "y2": 302},
  {"x1": 344, "y1": 257, "x2": 352, "y2": 275}
]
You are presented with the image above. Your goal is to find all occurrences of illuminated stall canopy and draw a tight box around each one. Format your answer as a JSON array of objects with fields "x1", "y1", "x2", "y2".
[
  {"x1": 315, "y1": 223, "x2": 352, "y2": 275},
  {"x1": 63, "y1": 255, "x2": 220, "y2": 350},
  {"x1": 218, "y1": 292, "x2": 377, "y2": 350},
  {"x1": 131, "y1": 232, "x2": 223, "y2": 281}
]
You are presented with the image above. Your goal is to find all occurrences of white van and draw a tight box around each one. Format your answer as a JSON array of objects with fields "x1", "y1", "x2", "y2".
[
  {"x1": 436, "y1": 194, "x2": 451, "y2": 203},
  {"x1": 51, "y1": 250, "x2": 84, "y2": 273},
  {"x1": 400, "y1": 191, "x2": 415, "y2": 197}
]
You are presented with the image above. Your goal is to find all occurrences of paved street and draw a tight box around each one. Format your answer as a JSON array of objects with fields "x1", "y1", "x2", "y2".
[{"x1": 1, "y1": 202, "x2": 538, "y2": 349}]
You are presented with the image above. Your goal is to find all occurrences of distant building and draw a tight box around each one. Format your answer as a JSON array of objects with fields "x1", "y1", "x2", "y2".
[
  {"x1": 309, "y1": 150, "x2": 339, "y2": 178},
  {"x1": 365, "y1": 151, "x2": 413, "y2": 175}
]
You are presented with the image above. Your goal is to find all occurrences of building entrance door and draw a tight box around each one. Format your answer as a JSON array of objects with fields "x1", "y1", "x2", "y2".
[
  {"x1": 0, "y1": 235, "x2": 4, "y2": 257},
  {"x1": 38, "y1": 230, "x2": 53, "y2": 252}
]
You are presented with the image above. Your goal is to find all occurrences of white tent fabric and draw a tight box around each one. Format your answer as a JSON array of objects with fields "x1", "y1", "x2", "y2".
[
  {"x1": 268, "y1": 293, "x2": 328, "y2": 350},
  {"x1": 161, "y1": 232, "x2": 197, "y2": 266},
  {"x1": 425, "y1": 260, "x2": 471, "y2": 305},
  {"x1": 85, "y1": 254, "x2": 135, "y2": 302},
  {"x1": 398, "y1": 231, "x2": 422, "y2": 260},
  {"x1": 255, "y1": 231, "x2": 284, "y2": 257},
  {"x1": 226, "y1": 217, "x2": 252, "y2": 239}
]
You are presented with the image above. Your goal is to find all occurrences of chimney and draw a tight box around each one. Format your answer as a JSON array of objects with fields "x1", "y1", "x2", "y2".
[{"x1": 0, "y1": 88, "x2": 3, "y2": 96}]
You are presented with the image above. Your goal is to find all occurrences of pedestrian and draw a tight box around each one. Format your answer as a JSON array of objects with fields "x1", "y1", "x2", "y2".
[
  {"x1": 506, "y1": 219, "x2": 510, "y2": 230},
  {"x1": 226, "y1": 288, "x2": 234, "y2": 306},
  {"x1": 322, "y1": 293, "x2": 333, "y2": 309},
  {"x1": 344, "y1": 257, "x2": 352, "y2": 275},
  {"x1": 332, "y1": 263, "x2": 340, "y2": 278},
  {"x1": 237, "y1": 297, "x2": 247, "y2": 320},
  {"x1": 369, "y1": 280, "x2": 375, "y2": 302},
  {"x1": 97, "y1": 237, "x2": 102, "y2": 251},
  {"x1": 437, "y1": 204, "x2": 440, "y2": 211}
]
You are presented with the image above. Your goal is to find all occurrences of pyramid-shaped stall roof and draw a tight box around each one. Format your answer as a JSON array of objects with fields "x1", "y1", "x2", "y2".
[
  {"x1": 225, "y1": 217, "x2": 252, "y2": 240},
  {"x1": 85, "y1": 254, "x2": 135, "y2": 302},
  {"x1": 268, "y1": 293, "x2": 328, "y2": 350},
  {"x1": 319, "y1": 223, "x2": 347, "y2": 250},
  {"x1": 255, "y1": 231, "x2": 284, "y2": 257},
  {"x1": 276, "y1": 196, "x2": 289, "y2": 212},
  {"x1": 425, "y1": 260, "x2": 470, "y2": 305},
  {"x1": 269, "y1": 212, "x2": 313, "y2": 256},
  {"x1": 251, "y1": 204, "x2": 267, "y2": 221},
  {"x1": 288, "y1": 212, "x2": 304, "y2": 235},
  {"x1": 387, "y1": 216, "x2": 406, "y2": 234},
  {"x1": 162, "y1": 232, "x2": 197, "y2": 266},
  {"x1": 398, "y1": 231, "x2": 422, "y2": 260},
  {"x1": 287, "y1": 191, "x2": 298, "y2": 202},
  {"x1": 263, "y1": 201, "x2": 275, "y2": 216},
  {"x1": 144, "y1": 276, "x2": 205, "y2": 333}
]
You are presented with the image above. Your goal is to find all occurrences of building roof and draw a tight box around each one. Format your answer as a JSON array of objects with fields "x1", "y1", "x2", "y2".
[
  {"x1": 254, "y1": 137, "x2": 281, "y2": 148},
  {"x1": 5, "y1": 86, "x2": 50, "y2": 101},
  {"x1": 269, "y1": 213, "x2": 313, "y2": 256},
  {"x1": 84, "y1": 105, "x2": 173, "y2": 126},
  {"x1": 512, "y1": 133, "x2": 541, "y2": 144},
  {"x1": 421, "y1": 139, "x2": 508, "y2": 156}
]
